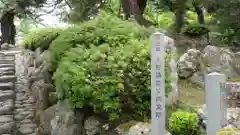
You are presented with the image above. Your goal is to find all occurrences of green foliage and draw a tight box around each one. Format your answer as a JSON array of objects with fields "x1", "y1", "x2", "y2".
[
  {"x1": 169, "y1": 110, "x2": 200, "y2": 135},
  {"x1": 22, "y1": 28, "x2": 61, "y2": 51},
  {"x1": 183, "y1": 24, "x2": 209, "y2": 37},
  {"x1": 217, "y1": 128, "x2": 239, "y2": 135},
  {"x1": 186, "y1": 11, "x2": 214, "y2": 25},
  {"x1": 49, "y1": 11, "x2": 152, "y2": 72},
  {"x1": 54, "y1": 38, "x2": 174, "y2": 121},
  {"x1": 16, "y1": 19, "x2": 37, "y2": 36},
  {"x1": 157, "y1": 12, "x2": 175, "y2": 29}
]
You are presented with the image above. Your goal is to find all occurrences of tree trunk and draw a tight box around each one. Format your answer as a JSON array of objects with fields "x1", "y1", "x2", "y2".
[
  {"x1": 122, "y1": 0, "x2": 131, "y2": 20},
  {"x1": 0, "y1": 11, "x2": 16, "y2": 45},
  {"x1": 174, "y1": 0, "x2": 187, "y2": 33},
  {"x1": 121, "y1": 0, "x2": 153, "y2": 27},
  {"x1": 138, "y1": 0, "x2": 147, "y2": 15},
  {"x1": 192, "y1": 2, "x2": 205, "y2": 24}
]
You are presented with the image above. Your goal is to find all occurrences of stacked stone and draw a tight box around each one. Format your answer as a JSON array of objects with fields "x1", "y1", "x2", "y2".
[
  {"x1": 0, "y1": 49, "x2": 38, "y2": 135},
  {"x1": 0, "y1": 52, "x2": 17, "y2": 134},
  {"x1": 14, "y1": 50, "x2": 38, "y2": 135},
  {"x1": 226, "y1": 83, "x2": 240, "y2": 108}
]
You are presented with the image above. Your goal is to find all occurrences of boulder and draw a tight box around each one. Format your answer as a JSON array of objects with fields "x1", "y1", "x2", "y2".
[
  {"x1": 1, "y1": 43, "x2": 9, "y2": 50},
  {"x1": 177, "y1": 46, "x2": 240, "y2": 81},
  {"x1": 201, "y1": 45, "x2": 239, "y2": 78},
  {"x1": 202, "y1": 45, "x2": 221, "y2": 67},
  {"x1": 29, "y1": 62, "x2": 52, "y2": 83},
  {"x1": 34, "y1": 48, "x2": 43, "y2": 68},
  {"x1": 23, "y1": 50, "x2": 34, "y2": 68},
  {"x1": 84, "y1": 116, "x2": 103, "y2": 135},
  {"x1": 31, "y1": 80, "x2": 49, "y2": 111},
  {"x1": 39, "y1": 101, "x2": 84, "y2": 135},
  {"x1": 127, "y1": 122, "x2": 171, "y2": 135},
  {"x1": 48, "y1": 92, "x2": 58, "y2": 106},
  {"x1": 177, "y1": 49, "x2": 202, "y2": 78},
  {"x1": 198, "y1": 104, "x2": 240, "y2": 128},
  {"x1": 114, "y1": 121, "x2": 171, "y2": 135}
]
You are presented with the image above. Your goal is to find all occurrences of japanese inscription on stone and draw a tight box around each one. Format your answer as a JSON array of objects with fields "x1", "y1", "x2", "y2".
[{"x1": 151, "y1": 32, "x2": 165, "y2": 135}]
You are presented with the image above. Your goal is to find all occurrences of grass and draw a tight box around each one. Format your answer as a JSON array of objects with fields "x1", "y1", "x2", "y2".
[
  {"x1": 227, "y1": 77, "x2": 240, "y2": 82},
  {"x1": 178, "y1": 79, "x2": 205, "y2": 107}
]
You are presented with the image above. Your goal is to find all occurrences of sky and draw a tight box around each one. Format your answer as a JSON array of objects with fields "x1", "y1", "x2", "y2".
[
  {"x1": 39, "y1": 14, "x2": 68, "y2": 27},
  {"x1": 37, "y1": 0, "x2": 70, "y2": 27}
]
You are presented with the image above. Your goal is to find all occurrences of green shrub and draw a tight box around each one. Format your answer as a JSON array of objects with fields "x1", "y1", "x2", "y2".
[
  {"x1": 186, "y1": 11, "x2": 214, "y2": 25},
  {"x1": 22, "y1": 28, "x2": 61, "y2": 51},
  {"x1": 157, "y1": 12, "x2": 175, "y2": 29},
  {"x1": 183, "y1": 24, "x2": 209, "y2": 37},
  {"x1": 48, "y1": 11, "x2": 152, "y2": 72},
  {"x1": 54, "y1": 38, "x2": 173, "y2": 121},
  {"x1": 169, "y1": 110, "x2": 200, "y2": 135},
  {"x1": 217, "y1": 128, "x2": 239, "y2": 135}
]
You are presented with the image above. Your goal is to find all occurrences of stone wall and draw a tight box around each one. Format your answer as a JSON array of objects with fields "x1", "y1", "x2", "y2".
[{"x1": 23, "y1": 48, "x2": 171, "y2": 135}]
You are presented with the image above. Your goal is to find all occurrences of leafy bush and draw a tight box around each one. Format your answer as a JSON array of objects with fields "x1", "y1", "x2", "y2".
[
  {"x1": 216, "y1": 128, "x2": 239, "y2": 135},
  {"x1": 186, "y1": 11, "x2": 214, "y2": 25},
  {"x1": 169, "y1": 110, "x2": 200, "y2": 135},
  {"x1": 48, "y1": 11, "x2": 152, "y2": 72},
  {"x1": 157, "y1": 12, "x2": 175, "y2": 29},
  {"x1": 183, "y1": 24, "x2": 209, "y2": 37},
  {"x1": 22, "y1": 28, "x2": 61, "y2": 51},
  {"x1": 54, "y1": 38, "x2": 173, "y2": 121}
]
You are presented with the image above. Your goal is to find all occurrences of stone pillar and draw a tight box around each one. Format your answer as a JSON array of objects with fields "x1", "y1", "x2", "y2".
[
  {"x1": 151, "y1": 32, "x2": 166, "y2": 135},
  {"x1": 205, "y1": 72, "x2": 227, "y2": 135}
]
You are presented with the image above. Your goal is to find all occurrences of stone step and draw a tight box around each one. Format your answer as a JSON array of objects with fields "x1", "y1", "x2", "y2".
[
  {"x1": 0, "y1": 99, "x2": 14, "y2": 115},
  {"x1": 0, "y1": 115, "x2": 14, "y2": 134},
  {"x1": 0, "y1": 67, "x2": 15, "y2": 72},
  {"x1": 0, "y1": 58, "x2": 15, "y2": 61},
  {"x1": 0, "y1": 60, "x2": 14, "y2": 64},
  {"x1": 0, "y1": 55, "x2": 15, "y2": 59},
  {"x1": 0, "y1": 82, "x2": 14, "y2": 90},
  {"x1": 0, "y1": 75, "x2": 16, "y2": 83},
  {"x1": 0, "y1": 53, "x2": 15, "y2": 57},
  {"x1": 0, "y1": 71, "x2": 15, "y2": 76},
  {"x1": 0, "y1": 90, "x2": 14, "y2": 102},
  {"x1": 0, "y1": 64, "x2": 15, "y2": 68}
]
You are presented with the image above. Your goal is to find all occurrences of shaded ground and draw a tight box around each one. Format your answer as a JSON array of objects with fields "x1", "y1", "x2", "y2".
[{"x1": 178, "y1": 80, "x2": 205, "y2": 106}]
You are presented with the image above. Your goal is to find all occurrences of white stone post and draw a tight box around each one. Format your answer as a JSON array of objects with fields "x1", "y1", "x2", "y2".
[
  {"x1": 206, "y1": 72, "x2": 227, "y2": 135},
  {"x1": 151, "y1": 32, "x2": 165, "y2": 135}
]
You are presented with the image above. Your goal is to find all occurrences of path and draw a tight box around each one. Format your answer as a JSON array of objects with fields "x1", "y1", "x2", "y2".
[{"x1": 0, "y1": 48, "x2": 38, "y2": 135}]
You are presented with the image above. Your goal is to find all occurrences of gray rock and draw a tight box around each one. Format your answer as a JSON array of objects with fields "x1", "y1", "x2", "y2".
[
  {"x1": 198, "y1": 105, "x2": 240, "y2": 128},
  {"x1": 0, "y1": 122, "x2": 14, "y2": 134},
  {"x1": 0, "y1": 103, "x2": 14, "y2": 115},
  {"x1": 19, "y1": 126, "x2": 34, "y2": 134},
  {"x1": 14, "y1": 114, "x2": 24, "y2": 121},
  {"x1": 127, "y1": 122, "x2": 171, "y2": 135},
  {"x1": 177, "y1": 49, "x2": 202, "y2": 78},
  {"x1": 48, "y1": 92, "x2": 58, "y2": 106},
  {"x1": 1, "y1": 43, "x2": 9, "y2": 50},
  {"x1": 39, "y1": 101, "x2": 83, "y2": 135},
  {"x1": 84, "y1": 116, "x2": 102, "y2": 135},
  {"x1": 34, "y1": 48, "x2": 43, "y2": 68},
  {"x1": 0, "y1": 115, "x2": 13, "y2": 123},
  {"x1": 31, "y1": 80, "x2": 49, "y2": 111}
]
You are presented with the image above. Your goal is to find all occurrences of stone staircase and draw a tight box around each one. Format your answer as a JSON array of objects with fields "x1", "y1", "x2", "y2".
[
  {"x1": 0, "y1": 49, "x2": 37, "y2": 135},
  {"x1": 0, "y1": 52, "x2": 17, "y2": 135}
]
